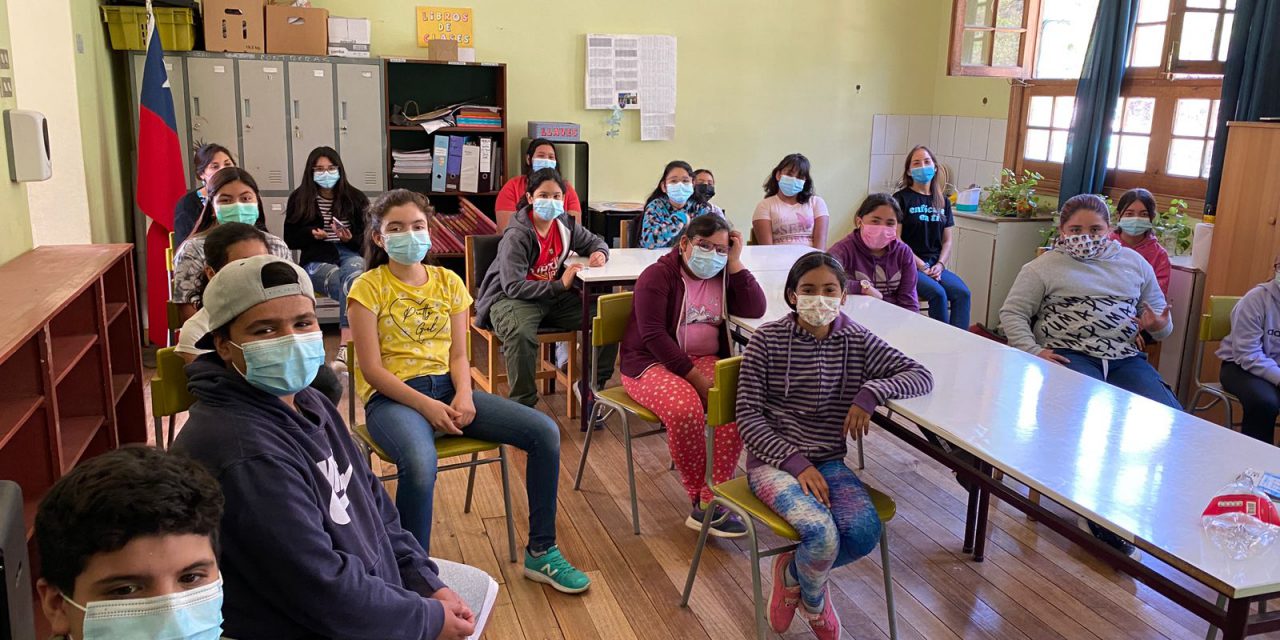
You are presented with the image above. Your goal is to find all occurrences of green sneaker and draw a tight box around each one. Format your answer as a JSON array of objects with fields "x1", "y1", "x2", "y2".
[{"x1": 523, "y1": 545, "x2": 591, "y2": 594}]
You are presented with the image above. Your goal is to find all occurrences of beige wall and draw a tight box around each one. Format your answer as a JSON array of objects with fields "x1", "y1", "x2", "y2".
[
  {"x1": 0, "y1": 0, "x2": 32, "y2": 264},
  {"x1": 72, "y1": 0, "x2": 131, "y2": 245}
]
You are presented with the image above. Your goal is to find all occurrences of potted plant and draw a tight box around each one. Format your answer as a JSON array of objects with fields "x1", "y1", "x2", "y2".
[
  {"x1": 1153, "y1": 198, "x2": 1192, "y2": 256},
  {"x1": 980, "y1": 169, "x2": 1054, "y2": 219}
]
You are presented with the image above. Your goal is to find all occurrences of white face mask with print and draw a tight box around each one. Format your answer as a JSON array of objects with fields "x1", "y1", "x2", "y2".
[
  {"x1": 1056, "y1": 233, "x2": 1112, "y2": 260},
  {"x1": 795, "y1": 294, "x2": 841, "y2": 327}
]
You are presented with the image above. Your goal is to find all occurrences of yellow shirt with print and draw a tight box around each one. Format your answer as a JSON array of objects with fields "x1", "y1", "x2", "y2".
[{"x1": 347, "y1": 264, "x2": 472, "y2": 402}]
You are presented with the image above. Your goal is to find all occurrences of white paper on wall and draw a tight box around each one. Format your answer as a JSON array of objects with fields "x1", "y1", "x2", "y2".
[{"x1": 585, "y1": 33, "x2": 677, "y2": 141}]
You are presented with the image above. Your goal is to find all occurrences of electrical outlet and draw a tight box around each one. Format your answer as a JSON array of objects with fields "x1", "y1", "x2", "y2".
[
  {"x1": 0, "y1": 49, "x2": 9, "y2": 70},
  {"x1": 0, "y1": 77, "x2": 13, "y2": 99}
]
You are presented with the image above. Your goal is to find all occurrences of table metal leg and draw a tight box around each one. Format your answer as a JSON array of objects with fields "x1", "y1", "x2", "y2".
[
  {"x1": 973, "y1": 463, "x2": 992, "y2": 562},
  {"x1": 578, "y1": 284, "x2": 594, "y2": 433},
  {"x1": 962, "y1": 484, "x2": 979, "y2": 554}
]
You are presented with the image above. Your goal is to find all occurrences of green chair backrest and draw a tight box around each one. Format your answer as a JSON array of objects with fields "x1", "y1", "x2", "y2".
[
  {"x1": 151, "y1": 347, "x2": 195, "y2": 417},
  {"x1": 592, "y1": 292, "x2": 634, "y2": 347},
  {"x1": 707, "y1": 356, "x2": 743, "y2": 428},
  {"x1": 1199, "y1": 295, "x2": 1242, "y2": 342}
]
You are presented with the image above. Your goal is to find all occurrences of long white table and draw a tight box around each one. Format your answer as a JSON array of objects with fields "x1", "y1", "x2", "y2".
[
  {"x1": 730, "y1": 271, "x2": 1280, "y2": 639},
  {"x1": 568, "y1": 245, "x2": 812, "y2": 431}
]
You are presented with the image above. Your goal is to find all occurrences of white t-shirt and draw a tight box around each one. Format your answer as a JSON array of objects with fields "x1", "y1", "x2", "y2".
[
  {"x1": 752, "y1": 195, "x2": 829, "y2": 245},
  {"x1": 175, "y1": 307, "x2": 212, "y2": 357}
]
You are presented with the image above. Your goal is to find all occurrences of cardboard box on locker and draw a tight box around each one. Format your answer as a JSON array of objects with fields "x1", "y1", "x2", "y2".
[
  {"x1": 203, "y1": 0, "x2": 265, "y2": 53},
  {"x1": 265, "y1": 3, "x2": 329, "y2": 56},
  {"x1": 328, "y1": 16, "x2": 371, "y2": 58}
]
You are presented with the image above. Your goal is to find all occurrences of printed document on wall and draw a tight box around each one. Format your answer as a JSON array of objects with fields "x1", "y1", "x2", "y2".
[{"x1": 639, "y1": 35, "x2": 676, "y2": 141}]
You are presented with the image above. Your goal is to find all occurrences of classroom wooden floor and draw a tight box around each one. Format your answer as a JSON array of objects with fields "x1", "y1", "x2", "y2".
[{"x1": 145, "y1": 335, "x2": 1280, "y2": 640}]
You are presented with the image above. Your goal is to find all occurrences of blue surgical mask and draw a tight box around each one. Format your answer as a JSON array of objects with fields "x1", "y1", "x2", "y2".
[
  {"x1": 214, "y1": 201, "x2": 259, "y2": 225},
  {"x1": 384, "y1": 230, "x2": 432, "y2": 265},
  {"x1": 313, "y1": 169, "x2": 340, "y2": 189},
  {"x1": 1117, "y1": 217, "x2": 1153, "y2": 235},
  {"x1": 686, "y1": 245, "x2": 727, "y2": 279},
  {"x1": 910, "y1": 166, "x2": 936, "y2": 185},
  {"x1": 63, "y1": 578, "x2": 224, "y2": 640},
  {"x1": 231, "y1": 332, "x2": 325, "y2": 396},
  {"x1": 531, "y1": 158, "x2": 557, "y2": 173},
  {"x1": 778, "y1": 175, "x2": 805, "y2": 197},
  {"x1": 667, "y1": 182, "x2": 694, "y2": 206},
  {"x1": 532, "y1": 198, "x2": 564, "y2": 221}
]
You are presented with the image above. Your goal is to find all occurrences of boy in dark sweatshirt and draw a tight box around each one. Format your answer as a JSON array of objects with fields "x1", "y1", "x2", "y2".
[{"x1": 172, "y1": 254, "x2": 476, "y2": 640}]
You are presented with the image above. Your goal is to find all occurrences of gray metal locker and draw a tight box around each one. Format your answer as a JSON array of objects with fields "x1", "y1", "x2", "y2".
[
  {"x1": 335, "y1": 62, "x2": 385, "y2": 192},
  {"x1": 184, "y1": 56, "x2": 239, "y2": 177},
  {"x1": 261, "y1": 195, "x2": 288, "y2": 239},
  {"x1": 286, "y1": 61, "x2": 337, "y2": 189},
  {"x1": 130, "y1": 54, "x2": 192, "y2": 186},
  {"x1": 237, "y1": 59, "x2": 290, "y2": 191}
]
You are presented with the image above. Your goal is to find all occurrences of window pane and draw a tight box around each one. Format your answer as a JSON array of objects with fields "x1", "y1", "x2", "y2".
[
  {"x1": 1107, "y1": 135, "x2": 1119, "y2": 169},
  {"x1": 1137, "y1": 0, "x2": 1170, "y2": 22},
  {"x1": 1118, "y1": 135, "x2": 1150, "y2": 171},
  {"x1": 1050, "y1": 130, "x2": 1070, "y2": 163},
  {"x1": 1025, "y1": 128, "x2": 1050, "y2": 161},
  {"x1": 1202, "y1": 140, "x2": 1215, "y2": 178},
  {"x1": 1173, "y1": 99, "x2": 1211, "y2": 137},
  {"x1": 993, "y1": 31, "x2": 1022, "y2": 66},
  {"x1": 1179, "y1": 12, "x2": 1219, "y2": 61},
  {"x1": 1226, "y1": 0, "x2": 1237, "y2": 8},
  {"x1": 961, "y1": 30, "x2": 993, "y2": 66},
  {"x1": 1053, "y1": 96, "x2": 1076, "y2": 129},
  {"x1": 1123, "y1": 97, "x2": 1155, "y2": 134},
  {"x1": 966, "y1": 0, "x2": 997, "y2": 26},
  {"x1": 1219, "y1": 13, "x2": 1234, "y2": 61},
  {"x1": 996, "y1": 0, "x2": 1025, "y2": 27},
  {"x1": 1130, "y1": 24, "x2": 1166, "y2": 67},
  {"x1": 1186, "y1": 0, "x2": 1221, "y2": 7},
  {"x1": 1028, "y1": 96, "x2": 1053, "y2": 127},
  {"x1": 1168, "y1": 138, "x2": 1206, "y2": 176},
  {"x1": 1208, "y1": 100, "x2": 1221, "y2": 138},
  {"x1": 1034, "y1": 0, "x2": 1100, "y2": 79}
]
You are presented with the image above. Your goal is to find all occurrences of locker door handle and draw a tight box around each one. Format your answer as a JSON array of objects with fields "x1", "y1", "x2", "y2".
[
  {"x1": 193, "y1": 96, "x2": 201, "y2": 117},
  {"x1": 293, "y1": 99, "x2": 300, "y2": 119},
  {"x1": 340, "y1": 101, "x2": 348, "y2": 122},
  {"x1": 243, "y1": 98, "x2": 251, "y2": 119}
]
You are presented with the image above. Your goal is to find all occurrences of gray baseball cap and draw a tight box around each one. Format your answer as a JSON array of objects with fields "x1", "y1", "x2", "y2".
[{"x1": 194, "y1": 254, "x2": 315, "y2": 349}]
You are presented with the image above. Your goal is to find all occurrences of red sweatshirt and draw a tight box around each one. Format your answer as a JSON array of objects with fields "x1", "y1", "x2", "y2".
[{"x1": 1110, "y1": 230, "x2": 1171, "y2": 295}]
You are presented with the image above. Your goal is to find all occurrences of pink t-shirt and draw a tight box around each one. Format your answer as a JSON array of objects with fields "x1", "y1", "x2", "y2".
[
  {"x1": 752, "y1": 195, "x2": 829, "y2": 245},
  {"x1": 679, "y1": 271, "x2": 723, "y2": 357}
]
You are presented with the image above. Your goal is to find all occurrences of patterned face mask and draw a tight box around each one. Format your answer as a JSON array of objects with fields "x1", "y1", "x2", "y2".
[{"x1": 1055, "y1": 233, "x2": 1113, "y2": 260}]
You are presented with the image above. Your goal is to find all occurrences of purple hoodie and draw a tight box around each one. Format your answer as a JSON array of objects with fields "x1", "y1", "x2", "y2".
[
  {"x1": 828, "y1": 229, "x2": 920, "y2": 312},
  {"x1": 1217, "y1": 279, "x2": 1280, "y2": 385}
]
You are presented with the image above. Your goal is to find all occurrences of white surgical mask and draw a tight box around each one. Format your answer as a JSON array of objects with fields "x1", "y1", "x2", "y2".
[
  {"x1": 64, "y1": 578, "x2": 224, "y2": 640},
  {"x1": 796, "y1": 295, "x2": 841, "y2": 327}
]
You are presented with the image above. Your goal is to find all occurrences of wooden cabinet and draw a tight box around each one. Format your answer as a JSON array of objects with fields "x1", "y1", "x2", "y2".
[
  {"x1": 1157, "y1": 257, "x2": 1207, "y2": 404},
  {"x1": 0, "y1": 245, "x2": 144, "y2": 546},
  {"x1": 949, "y1": 213, "x2": 1054, "y2": 328},
  {"x1": 1205, "y1": 122, "x2": 1280, "y2": 303}
]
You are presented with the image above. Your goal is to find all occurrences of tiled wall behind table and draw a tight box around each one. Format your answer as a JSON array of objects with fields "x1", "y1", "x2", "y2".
[{"x1": 869, "y1": 115, "x2": 1009, "y2": 195}]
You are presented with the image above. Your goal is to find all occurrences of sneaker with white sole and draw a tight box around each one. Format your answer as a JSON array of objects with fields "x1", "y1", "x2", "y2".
[
  {"x1": 685, "y1": 503, "x2": 748, "y2": 538},
  {"x1": 523, "y1": 545, "x2": 591, "y2": 594}
]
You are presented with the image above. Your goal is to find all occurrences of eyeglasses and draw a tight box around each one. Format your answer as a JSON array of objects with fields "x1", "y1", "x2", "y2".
[{"x1": 693, "y1": 239, "x2": 730, "y2": 256}]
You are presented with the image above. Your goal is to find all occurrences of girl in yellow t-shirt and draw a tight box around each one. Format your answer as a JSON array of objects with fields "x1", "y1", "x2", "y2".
[{"x1": 348, "y1": 189, "x2": 590, "y2": 595}]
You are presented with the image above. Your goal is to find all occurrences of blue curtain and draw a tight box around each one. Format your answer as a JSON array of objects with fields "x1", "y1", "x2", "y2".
[
  {"x1": 1204, "y1": 0, "x2": 1280, "y2": 215},
  {"x1": 1057, "y1": 0, "x2": 1140, "y2": 201}
]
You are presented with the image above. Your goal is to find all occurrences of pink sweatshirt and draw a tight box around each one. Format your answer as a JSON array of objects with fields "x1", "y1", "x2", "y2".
[{"x1": 1110, "y1": 230, "x2": 1171, "y2": 295}]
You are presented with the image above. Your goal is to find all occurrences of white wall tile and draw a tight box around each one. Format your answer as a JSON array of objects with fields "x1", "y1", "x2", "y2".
[
  {"x1": 891, "y1": 154, "x2": 907, "y2": 181},
  {"x1": 951, "y1": 117, "x2": 974, "y2": 162},
  {"x1": 957, "y1": 158, "x2": 979, "y2": 189},
  {"x1": 869, "y1": 154, "x2": 894, "y2": 193},
  {"x1": 930, "y1": 115, "x2": 941, "y2": 149},
  {"x1": 978, "y1": 161, "x2": 1002, "y2": 188},
  {"x1": 966, "y1": 118, "x2": 990, "y2": 161},
  {"x1": 908, "y1": 115, "x2": 932, "y2": 149},
  {"x1": 886, "y1": 116, "x2": 909, "y2": 155},
  {"x1": 986, "y1": 119, "x2": 1008, "y2": 163},
  {"x1": 936, "y1": 116, "x2": 956, "y2": 157},
  {"x1": 871, "y1": 115, "x2": 887, "y2": 155}
]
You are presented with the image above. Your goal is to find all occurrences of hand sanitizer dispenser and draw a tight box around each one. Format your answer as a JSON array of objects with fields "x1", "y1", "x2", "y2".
[{"x1": 3, "y1": 109, "x2": 51, "y2": 182}]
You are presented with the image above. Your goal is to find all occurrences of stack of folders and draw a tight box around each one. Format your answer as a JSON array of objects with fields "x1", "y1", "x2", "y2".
[
  {"x1": 391, "y1": 148, "x2": 433, "y2": 175},
  {"x1": 431, "y1": 135, "x2": 503, "y2": 193}
]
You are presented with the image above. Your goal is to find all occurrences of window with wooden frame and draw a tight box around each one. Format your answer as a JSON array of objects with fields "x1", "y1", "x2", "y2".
[{"x1": 948, "y1": 0, "x2": 1040, "y2": 77}]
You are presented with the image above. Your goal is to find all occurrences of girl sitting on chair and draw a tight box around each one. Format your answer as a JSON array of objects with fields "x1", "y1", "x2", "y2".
[
  {"x1": 347, "y1": 189, "x2": 590, "y2": 594},
  {"x1": 737, "y1": 252, "x2": 932, "y2": 638},
  {"x1": 1217, "y1": 254, "x2": 1280, "y2": 445}
]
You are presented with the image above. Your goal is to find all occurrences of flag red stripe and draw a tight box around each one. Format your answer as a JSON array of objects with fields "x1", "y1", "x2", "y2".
[{"x1": 136, "y1": 107, "x2": 186, "y2": 228}]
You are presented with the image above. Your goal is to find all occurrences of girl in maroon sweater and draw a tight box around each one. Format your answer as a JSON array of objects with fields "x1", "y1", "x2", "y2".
[{"x1": 618, "y1": 215, "x2": 766, "y2": 536}]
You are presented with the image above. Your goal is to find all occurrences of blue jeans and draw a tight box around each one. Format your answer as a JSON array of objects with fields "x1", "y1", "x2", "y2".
[
  {"x1": 304, "y1": 244, "x2": 364, "y2": 328},
  {"x1": 916, "y1": 267, "x2": 971, "y2": 329},
  {"x1": 364, "y1": 374, "x2": 562, "y2": 554},
  {"x1": 1057, "y1": 349, "x2": 1181, "y2": 409}
]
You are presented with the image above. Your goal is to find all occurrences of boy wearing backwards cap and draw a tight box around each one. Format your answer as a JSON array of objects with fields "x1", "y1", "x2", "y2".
[{"x1": 173, "y1": 254, "x2": 477, "y2": 640}]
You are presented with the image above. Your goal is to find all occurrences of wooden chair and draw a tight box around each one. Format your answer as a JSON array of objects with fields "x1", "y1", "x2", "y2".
[
  {"x1": 165, "y1": 232, "x2": 182, "y2": 346},
  {"x1": 464, "y1": 235, "x2": 579, "y2": 418},
  {"x1": 618, "y1": 218, "x2": 634, "y2": 249},
  {"x1": 150, "y1": 347, "x2": 195, "y2": 449},
  {"x1": 1189, "y1": 295, "x2": 1245, "y2": 430},
  {"x1": 680, "y1": 356, "x2": 899, "y2": 640},
  {"x1": 345, "y1": 341, "x2": 517, "y2": 562},
  {"x1": 573, "y1": 292, "x2": 667, "y2": 534}
]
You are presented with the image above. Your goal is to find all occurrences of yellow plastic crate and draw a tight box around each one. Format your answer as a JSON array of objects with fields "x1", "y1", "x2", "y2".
[{"x1": 101, "y1": 6, "x2": 195, "y2": 52}]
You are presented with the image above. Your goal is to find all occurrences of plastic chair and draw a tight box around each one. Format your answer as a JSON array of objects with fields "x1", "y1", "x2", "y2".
[
  {"x1": 680, "y1": 356, "x2": 899, "y2": 640},
  {"x1": 345, "y1": 341, "x2": 517, "y2": 562},
  {"x1": 150, "y1": 347, "x2": 194, "y2": 449},
  {"x1": 572, "y1": 292, "x2": 668, "y2": 535},
  {"x1": 1188, "y1": 296, "x2": 1244, "y2": 430},
  {"x1": 464, "y1": 234, "x2": 579, "y2": 418}
]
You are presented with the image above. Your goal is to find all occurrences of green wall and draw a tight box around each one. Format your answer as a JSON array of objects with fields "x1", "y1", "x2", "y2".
[{"x1": 73, "y1": 0, "x2": 130, "y2": 244}]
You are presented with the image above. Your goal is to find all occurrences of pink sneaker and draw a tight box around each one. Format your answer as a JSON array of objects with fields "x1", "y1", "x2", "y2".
[
  {"x1": 805, "y1": 587, "x2": 842, "y2": 640},
  {"x1": 768, "y1": 551, "x2": 800, "y2": 632}
]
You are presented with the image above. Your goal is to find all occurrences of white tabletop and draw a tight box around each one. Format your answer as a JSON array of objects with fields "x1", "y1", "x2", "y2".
[
  {"x1": 732, "y1": 271, "x2": 1280, "y2": 597},
  {"x1": 571, "y1": 244, "x2": 814, "y2": 283}
]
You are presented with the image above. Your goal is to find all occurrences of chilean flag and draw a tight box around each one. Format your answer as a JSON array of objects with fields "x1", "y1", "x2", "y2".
[{"x1": 135, "y1": 0, "x2": 187, "y2": 347}]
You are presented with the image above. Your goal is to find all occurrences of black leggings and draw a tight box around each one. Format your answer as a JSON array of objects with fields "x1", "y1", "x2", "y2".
[{"x1": 1220, "y1": 361, "x2": 1280, "y2": 444}]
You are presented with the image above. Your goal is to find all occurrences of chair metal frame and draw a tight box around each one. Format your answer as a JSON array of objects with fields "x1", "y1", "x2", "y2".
[
  {"x1": 573, "y1": 292, "x2": 668, "y2": 535},
  {"x1": 679, "y1": 356, "x2": 898, "y2": 640},
  {"x1": 1188, "y1": 296, "x2": 1244, "y2": 430}
]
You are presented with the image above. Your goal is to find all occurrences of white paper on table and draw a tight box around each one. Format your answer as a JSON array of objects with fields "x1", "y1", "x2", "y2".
[{"x1": 639, "y1": 35, "x2": 676, "y2": 141}]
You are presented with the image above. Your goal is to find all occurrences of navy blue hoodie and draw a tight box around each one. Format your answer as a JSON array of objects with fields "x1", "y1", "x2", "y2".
[{"x1": 173, "y1": 355, "x2": 448, "y2": 639}]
